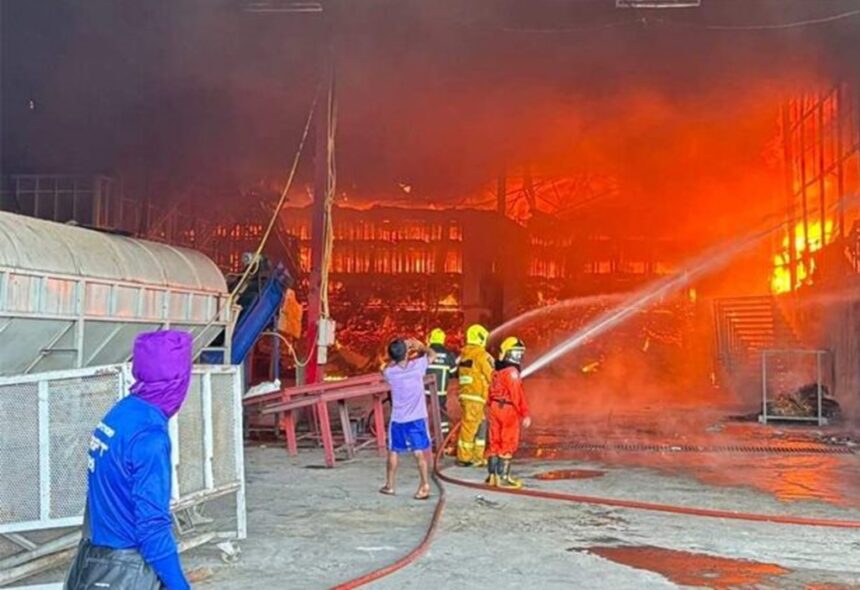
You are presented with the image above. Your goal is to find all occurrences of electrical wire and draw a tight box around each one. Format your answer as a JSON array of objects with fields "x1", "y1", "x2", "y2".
[
  {"x1": 229, "y1": 86, "x2": 321, "y2": 307},
  {"x1": 655, "y1": 8, "x2": 860, "y2": 31},
  {"x1": 260, "y1": 330, "x2": 313, "y2": 368},
  {"x1": 453, "y1": 7, "x2": 860, "y2": 34},
  {"x1": 188, "y1": 86, "x2": 320, "y2": 348},
  {"x1": 320, "y1": 73, "x2": 337, "y2": 319}
]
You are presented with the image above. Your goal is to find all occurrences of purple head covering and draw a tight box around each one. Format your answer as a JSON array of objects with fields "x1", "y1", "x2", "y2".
[{"x1": 130, "y1": 330, "x2": 193, "y2": 418}]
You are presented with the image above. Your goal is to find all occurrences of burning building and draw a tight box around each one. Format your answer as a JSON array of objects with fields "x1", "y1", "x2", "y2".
[
  {"x1": 3, "y1": 0, "x2": 860, "y2": 395},
  {"x1": 6, "y1": 3, "x2": 860, "y2": 588},
  {"x1": 279, "y1": 198, "x2": 686, "y2": 367}
]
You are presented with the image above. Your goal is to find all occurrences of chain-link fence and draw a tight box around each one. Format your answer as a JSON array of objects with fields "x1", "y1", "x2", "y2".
[{"x1": 0, "y1": 364, "x2": 245, "y2": 537}]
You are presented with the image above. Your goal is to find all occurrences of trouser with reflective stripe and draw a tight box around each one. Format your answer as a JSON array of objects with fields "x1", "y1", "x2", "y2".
[
  {"x1": 425, "y1": 392, "x2": 450, "y2": 434},
  {"x1": 457, "y1": 399, "x2": 486, "y2": 464}
]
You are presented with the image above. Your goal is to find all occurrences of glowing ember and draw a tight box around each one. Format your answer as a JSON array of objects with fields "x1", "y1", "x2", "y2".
[
  {"x1": 581, "y1": 361, "x2": 601, "y2": 374},
  {"x1": 586, "y1": 546, "x2": 790, "y2": 589}
]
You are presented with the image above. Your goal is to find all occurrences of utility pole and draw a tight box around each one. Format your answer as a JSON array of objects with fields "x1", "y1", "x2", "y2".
[
  {"x1": 305, "y1": 3, "x2": 336, "y2": 383},
  {"x1": 242, "y1": 1, "x2": 333, "y2": 384}
]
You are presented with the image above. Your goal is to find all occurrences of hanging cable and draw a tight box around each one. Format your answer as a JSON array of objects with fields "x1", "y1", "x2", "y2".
[
  {"x1": 189, "y1": 86, "x2": 320, "y2": 348},
  {"x1": 451, "y1": 7, "x2": 860, "y2": 34},
  {"x1": 655, "y1": 8, "x2": 860, "y2": 31},
  {"x1": 260, "y1": 330, "x2": 313, "y2": 368},
  {"x1": 229, "y1": 86, "x2": 321, "y2": 305},
  {"x1": 319, "y1": 69, "x2": 337, "y2": 320}
]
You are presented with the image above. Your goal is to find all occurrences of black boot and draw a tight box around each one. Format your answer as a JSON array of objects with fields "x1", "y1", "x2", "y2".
[{"x1": 485, "y1": 456, "x2": 499, "y2": 486}]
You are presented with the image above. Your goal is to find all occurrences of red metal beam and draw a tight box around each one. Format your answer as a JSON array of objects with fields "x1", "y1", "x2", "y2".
[
  {"x1": 243, "y1": 373, "x2": 383, "y2": 407},
  {"x1": 261, "y1": 374, "x2": 443, "y2": 468}
]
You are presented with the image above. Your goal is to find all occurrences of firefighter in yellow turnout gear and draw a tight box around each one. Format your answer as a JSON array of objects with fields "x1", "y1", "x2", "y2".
[{"x1": 456, "y1": 324, "x2": 494, "y2": 466}]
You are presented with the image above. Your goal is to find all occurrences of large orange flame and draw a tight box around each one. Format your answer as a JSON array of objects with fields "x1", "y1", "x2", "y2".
[{"x1": 771, "y1": 218, "x2": 833, "y2": 293}]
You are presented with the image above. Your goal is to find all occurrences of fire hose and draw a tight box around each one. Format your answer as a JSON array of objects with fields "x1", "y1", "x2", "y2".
[
  {"x1": 329, "y1": 430, "x2": 454, "y2": 590},
  {"x1": 435, "y1": 424, "x2": 860, "y2": 530},
  {"x1": 332, "y1": 422, "x2": 860, "y2": 589}
]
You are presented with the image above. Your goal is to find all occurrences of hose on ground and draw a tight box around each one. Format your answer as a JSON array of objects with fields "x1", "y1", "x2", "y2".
[
  {"x1": 329, "y1": 428, "x2": 458, "y2": 590},
  {"x1": 434, "y1": 434, "x2": 860, "y2": 530},
  {"x1": 334, "y1": 420, "x2": 860, "y2": 589}
]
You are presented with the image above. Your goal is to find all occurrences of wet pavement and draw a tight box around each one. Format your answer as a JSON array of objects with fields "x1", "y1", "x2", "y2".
[
  {"x1": 580, "y1": 545, "x2": 790, "y2": 589},
  {"x1": 521, "y1": 402, "x2": 860, "y2": 508}
]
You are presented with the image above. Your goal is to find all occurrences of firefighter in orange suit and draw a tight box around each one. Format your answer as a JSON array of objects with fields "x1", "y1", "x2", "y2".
[
  {"x1": 486, "y1": 337, "x2": 531, "y2": 489},
  {"x1": 455, "y1": 324, "x2": 494, "y2": 467}
]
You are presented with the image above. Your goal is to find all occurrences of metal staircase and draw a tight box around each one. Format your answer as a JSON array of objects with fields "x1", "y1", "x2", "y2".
[{"x1": 713, "y1": 295, "x2": 801, "y2": 392}]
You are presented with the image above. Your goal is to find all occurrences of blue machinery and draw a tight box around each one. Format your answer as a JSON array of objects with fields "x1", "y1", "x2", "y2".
[{"x1": 201, "y1": 263, "x2": 292, "y2": 376}]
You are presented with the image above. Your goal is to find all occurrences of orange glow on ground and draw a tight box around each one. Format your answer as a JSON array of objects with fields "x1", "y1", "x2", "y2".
[{"x1": 586, "y1": 546, "x2": 789, "y2": 589}]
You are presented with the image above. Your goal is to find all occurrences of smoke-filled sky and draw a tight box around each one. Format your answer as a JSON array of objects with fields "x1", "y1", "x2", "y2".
[{"x1": 2, "y1": 0, "x2": 859, "y2": 237}]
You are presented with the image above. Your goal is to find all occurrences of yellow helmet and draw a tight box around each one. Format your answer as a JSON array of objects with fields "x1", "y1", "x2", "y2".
[
  {"x1": 466, "y1": 324, "x2": 489, "y2": 347},
  {"x1": 428, "y1": 328, "x2": 446, "y2": 346},
  {"x1": 498, "y1": 336, "x2": 526, "y2": 365}
]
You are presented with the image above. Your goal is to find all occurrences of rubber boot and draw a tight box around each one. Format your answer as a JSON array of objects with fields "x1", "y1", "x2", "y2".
[
  {"x1": 498, "y1": 458, "x2": 523, "y2": 489},
  {"x1": 485, "y1": 456, "x2": 499, "y2": 487},
  {"x1": 473, "y1": 421, "x2": 488, "y2": 468}
]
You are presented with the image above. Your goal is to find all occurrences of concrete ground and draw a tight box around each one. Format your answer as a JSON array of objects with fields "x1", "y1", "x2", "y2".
[
  {"x1": 184, "y1": 431, "x2": 860, "y2": 590},
  {"x1": 18, "y1": 404, "x2": 860, "y2": 589}
]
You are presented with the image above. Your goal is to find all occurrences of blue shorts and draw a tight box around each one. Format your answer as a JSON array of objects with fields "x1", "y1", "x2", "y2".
[{"x1": 388, "y1": 418, "x2": 431, "y2": 453}]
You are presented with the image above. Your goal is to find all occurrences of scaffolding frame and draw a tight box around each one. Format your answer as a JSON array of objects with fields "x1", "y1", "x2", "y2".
[
  {"x1": 780, "y1": 82, "x2": 860, "y2": 289},
  {"x1": 0, "y1": 174, "x2": 296, "y2": 274}
]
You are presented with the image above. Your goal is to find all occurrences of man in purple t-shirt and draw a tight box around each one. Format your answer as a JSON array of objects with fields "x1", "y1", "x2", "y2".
[{"x1": 380, "y1": 338, "x2": 437, "y2": 500}]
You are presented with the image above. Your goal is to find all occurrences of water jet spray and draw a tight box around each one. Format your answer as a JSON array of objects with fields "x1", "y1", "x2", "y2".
[{"x1": 519, "y1": 195, "x2": 859, "y2": 379}]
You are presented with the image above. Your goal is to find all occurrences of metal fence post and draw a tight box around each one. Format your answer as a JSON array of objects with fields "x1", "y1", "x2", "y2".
[
  {"x1": 37, "y1": 381, "x2": 51, "y2": 522},
  {"x1": 761, "y1": 351, "x2": 768, "y2": 424},
  {"x1": 202, "y1": 373, "x2": 215, "y2": 490},
  {"x1": 169, "y1": 416, "x2": 180, "y2": 501},
  {"x1": 817, "y1": 350, "x2": 824, "y2": 426},
  {"x1": 233, "y1": 367, "x2": 248, "y2": 540}
]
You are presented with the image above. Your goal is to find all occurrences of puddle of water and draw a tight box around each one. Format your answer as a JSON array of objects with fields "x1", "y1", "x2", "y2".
[
  {"x1": 533, "y1": 469, "x2": 606, "y2": 481},
  {"x1": 585, "y1": 545, "x2": 790, "y2": 589},
  {"x1": 523, "y1": 410, "x2": 860, "y2": 507}
]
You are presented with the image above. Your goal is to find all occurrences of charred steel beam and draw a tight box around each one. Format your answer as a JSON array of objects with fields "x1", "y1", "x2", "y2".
[
  {"x1": 616, "y1": 0, "x2": 700, "y2": 7},
  {"x1": 243, "y1": 1, "x2": 323, "y2": 13},
  {"x1": 781, "y1": 103, "x2": 798, "y2": 291},
  {"x1": 496, "y1": 170, "x2": 507, "y2": 216}
]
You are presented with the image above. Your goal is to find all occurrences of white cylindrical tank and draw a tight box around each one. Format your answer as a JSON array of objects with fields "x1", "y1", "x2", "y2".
[{"x1": 0, "y1": 211, "x2": 233, "y2": 376}]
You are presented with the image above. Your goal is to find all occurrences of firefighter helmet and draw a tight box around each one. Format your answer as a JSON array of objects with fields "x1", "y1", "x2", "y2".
[
  {"x1": 428, "y1": 328, "x2": 446, "y2": 346},
  {"x1": 465, "y1": 324, "x2": 489, "y2": 347},
  {"x1": 498, "y1": 336, "x2": 526, "y2": 365}
]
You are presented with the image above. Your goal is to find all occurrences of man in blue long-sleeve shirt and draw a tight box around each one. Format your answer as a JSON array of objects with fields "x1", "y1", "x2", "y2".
[{"x1": 65, "y1": 330, "x2": 193, "y2": 590}]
